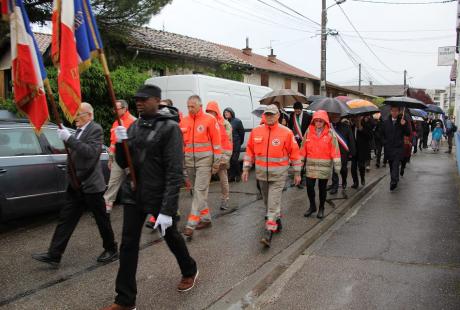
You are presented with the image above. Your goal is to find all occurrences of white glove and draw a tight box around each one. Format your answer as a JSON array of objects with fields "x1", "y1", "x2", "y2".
[
  {"x1": 153, "y1": 213, "x2": 173, "y2": 236},
  {"x1": 57, "y1": 127, "x2": 71, "y2": 141},
  {"x1": 115, "y1": 126, "x2": 128, "y2": 143}
]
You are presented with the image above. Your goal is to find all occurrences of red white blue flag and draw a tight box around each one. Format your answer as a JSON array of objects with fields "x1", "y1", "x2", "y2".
[
  {"x1": 1, "y1": 0, "x2": 12, "y2": 20},
  {"x1": 9, "y1": 0, "x2": 49, "y2": 132},
  {"x1": 52, "y1": 0, "x2": 103, "y2": 121}
]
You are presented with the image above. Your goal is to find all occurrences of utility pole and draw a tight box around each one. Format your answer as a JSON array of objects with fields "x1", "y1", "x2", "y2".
[
  {"x1": 403, "y1": 69, "x2": 407, "y2": 96},
  {"x1": 320, "y1": 0, "x2": 327, "y2": 96},
  {"x1": 358, "y1": 63, "x2": 362, "y2": 91}
]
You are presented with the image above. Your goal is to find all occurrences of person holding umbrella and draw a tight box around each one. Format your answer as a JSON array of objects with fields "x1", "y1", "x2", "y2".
[
  {"x1": 350, "y1": 116, "x2": 372, "y2": 188},
  {"x1": 381, "y1": 106, "x2": 410, "y2": 191}
]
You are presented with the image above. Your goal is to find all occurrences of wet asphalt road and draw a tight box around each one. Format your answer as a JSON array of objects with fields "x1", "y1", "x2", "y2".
[
  {"x1": 0, "y1": 166, "x2": 385, "y2": 310},
  {"x1": 261, "y1": 147, "x2": 460, "y2": 309}
]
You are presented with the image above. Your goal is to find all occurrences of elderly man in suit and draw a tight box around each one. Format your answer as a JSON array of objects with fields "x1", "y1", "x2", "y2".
[{"x1": 32, "y1": 102, "x2": 118, "y2": 268}]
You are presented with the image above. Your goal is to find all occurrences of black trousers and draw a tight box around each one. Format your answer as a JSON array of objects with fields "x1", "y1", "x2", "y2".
[
  {"x1": 351, "y1": 158, "x2": 366, "y2": 185},
  {"x1": 388, "y1": 159, "x2": 400, "y2": 184},
  {"x1": 115, "y1": 205, "x2": 197, "y2": 307},
  {"x1": 331, "y1": 157, "x2": 348, "y2": 190},
  {"x1": 49, "y1": 188, "x2": 116, "y2": 258},
  {"x1": 423, "y1": 132, "x2": 429, "y2": 148},
  {"x1": 306, "y1": 178, "x2": 328, "y2": 210},
  {"x1": 228, "y1": 147, "x2": 241, "y2": 179},
  {"x1": 375, "y1": 142, "x2": 383, "y2": 166}
]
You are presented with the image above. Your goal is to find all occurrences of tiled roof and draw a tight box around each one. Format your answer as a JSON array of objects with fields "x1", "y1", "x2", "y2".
[
  {"x1": 344, "y1": 85, "x2": 405, "y2": 97},
  {"x1": 218, "y1": 44, "x2": 319, "y2": 81},
  {"x1": 128, "y1": 27, "x2": 250, "y2": 67},
  {"x1": 34, "y1": 32, "x2": 52, "y2": 54}
]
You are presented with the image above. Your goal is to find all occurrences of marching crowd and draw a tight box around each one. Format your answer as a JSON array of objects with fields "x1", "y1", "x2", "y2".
[{"x1": 29, "y1": 84, "x2": 456, "y2": 310}]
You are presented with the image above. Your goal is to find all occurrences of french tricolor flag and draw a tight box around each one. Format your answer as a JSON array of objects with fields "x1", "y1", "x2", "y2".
[
  {"x1": 9, "y1": 0, "x2": 49, "y2": 132},
  {"x1": 52, "y1": 0, "x2": 104, "y2": 122},
  {"x1": 1, "y1": 0, "x2": 12, "y2": 20}
]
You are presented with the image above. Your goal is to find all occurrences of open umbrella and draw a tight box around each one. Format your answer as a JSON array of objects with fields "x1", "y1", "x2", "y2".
[
  {"x1": 382, "y1": 96, "x2": 427, "y2": 109},
  {"x1": 380, "y1": 105, "x2": 412, "y2": 124},
  {"x1": 409, "y1": 108, "x2": 428, "y2": 118},
  {"x1": 308, "y1": 97, "x2": 351, "y2": 116},
  {"x1": 412, "y1": 116, "x2": 424, "y2": 122},
  {"x1": 425, "y1": 104, "x2": 444, "y2": 114},
  {"x1": 346, "y1": 99, "x2": 379, "y2": 116},
  {"x1": 251, "y1": 106, "x2": 266, "y2": 118},
  {"x1": 307, "y1": 95, "x2": 326, "y2": 104},
  {"x1": 335, "y1": 96, "x2": 352, "y2": 103},
  {"x1": 259, "y1": 89, "x2": 308, "y2": 107}
]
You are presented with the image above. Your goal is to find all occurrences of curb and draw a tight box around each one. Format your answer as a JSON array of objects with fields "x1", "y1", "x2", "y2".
[{"x1": 207, "y1": 173, "x2": 387, "y2": 310}]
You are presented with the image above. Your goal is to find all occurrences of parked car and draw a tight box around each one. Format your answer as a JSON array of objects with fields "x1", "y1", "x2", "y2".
[{"x1": 0, "y1": 116, "x2": 109, "y2": 221}]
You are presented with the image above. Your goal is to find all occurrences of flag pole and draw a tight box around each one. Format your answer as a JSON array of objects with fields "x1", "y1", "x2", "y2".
[
  {"x1": 98, "y1": 50, "x2": 137, "y2": 190},
  {"x1": 43, "y1": 79, "x2": 80, "y2": 190}
]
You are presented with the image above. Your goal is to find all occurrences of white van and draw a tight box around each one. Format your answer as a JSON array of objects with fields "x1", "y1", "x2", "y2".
[{"x1": 144, "y1": 74, "x2": 272, "y2": 153}]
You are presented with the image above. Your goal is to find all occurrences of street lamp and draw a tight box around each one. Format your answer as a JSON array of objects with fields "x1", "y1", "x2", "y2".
[{"x1": 320, "y1": 0, "x2": 346, "y2": 96}]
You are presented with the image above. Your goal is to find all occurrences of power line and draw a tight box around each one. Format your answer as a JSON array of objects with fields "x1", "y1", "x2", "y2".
[
  {"x1": 350, "y1": 0, "x2": 455, "y2": 4},
  {"x1": 336, "y1": 3, "x2": 400, "y2": 74},
  {"x1": 253, "y1": 0, "x2": 311, "y2": 25},
  {"x1": 267, "y1": 0, "x2": 321, "y2": 27},
  {"x1": 328, "y1": 66, "x2": 356, "y2": 74},
  {"x1": 341, "y1": 33, "x2": 454, "y2": 41},
  {"x1": 338, "y1": 28, "x2": 451, "y2": 33}
]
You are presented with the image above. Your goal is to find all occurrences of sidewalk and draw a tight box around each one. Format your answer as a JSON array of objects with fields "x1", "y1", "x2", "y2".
[{"x1": 256, "y1": 146, "x2": 460, "y2": 310}]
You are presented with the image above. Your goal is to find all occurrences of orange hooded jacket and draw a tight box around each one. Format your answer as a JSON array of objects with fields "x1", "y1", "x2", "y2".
[
  {"x1": 206, "y1": 101, "x2": 233, "y2": 155},
  {"x1": 180, "y1": 107, "x2": 221, "y2": 168},
  {"x1": 244, "y1": 121, "x2": 301, "y2": 182},
  {"x1": 301, "y1": 110, "x2": 341, "y2": 179}
]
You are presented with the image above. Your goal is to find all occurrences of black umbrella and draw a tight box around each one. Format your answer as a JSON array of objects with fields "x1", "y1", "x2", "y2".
[
  {"x1": 382, "y1": 96, "x2": 427, "y2": 109},
  {"x1": 409, "y1": 108, "x2": 428, "y2": 118},
  {"x1": 259, "y1": 89, "x2": 308, "y2": 107},
  {"x1": 308, "y1": 97, "x2": 351, "y2": 116},
  {"x1": 425, "y1": 104, "x2": 444, "y2": 114},
  {"x1": 307, "y1": 95, "x2": 326, "y2": 104},
  {"x1": 380, "y1": 105, "x2": 412, "y2": 124},
  {"x1": 251, "y1": 106, "x2": 266, "y2": 118}
]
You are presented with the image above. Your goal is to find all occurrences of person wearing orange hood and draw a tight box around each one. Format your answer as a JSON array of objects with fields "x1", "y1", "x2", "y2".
[
  {"x1": 301, "y1": 110, "x2": 341, "y2": 219},
  {"x1": 180, "y1": 95, "x2": 221, "y2": 240},
  {"x1": 242, "y1": 104, "x2": 302, "y2": 247},
  {"x1": 206, "y1": 101, "x2": 233, "y2": 210}
]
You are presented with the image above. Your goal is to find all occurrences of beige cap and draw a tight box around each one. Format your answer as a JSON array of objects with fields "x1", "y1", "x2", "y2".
[{"x1": 263, "y1": 104, "x2": 279, "y2": 115}]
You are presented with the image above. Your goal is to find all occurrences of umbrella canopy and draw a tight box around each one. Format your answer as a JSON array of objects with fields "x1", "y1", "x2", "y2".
[
  {"x1": 259, "y1": 89, "x2": 308, "y2": 107},
  {"x1": 412, "y1": 116, "x2": 424, "y2": 122},
  {"x1": 307, "y1": 95, "x2": 326, "y2": 103},
  {"x1": 335, "y1": 96, "x2": 352, "y2": 103},
  {"x1": 409, "y1": 108, "x2": 428, "y2": 118},
  {"x1": 382, "y1": 96, "x2": 427, "y2": 109},
  {"x1": 308, "y1": 97, "x2": 351, "y2": 116},
  {"x1": 425, "y1": 104, "x2": 444, "y2": 114},
  {"x1": 346, "y1": 99, "x2": 379, "y2": 116},
  {"x1": 251, "y1": 106, "x2": 266, "y2": 118},
  {"x1": 380, "y1": 105, "x2": 412, "y2": 124}
]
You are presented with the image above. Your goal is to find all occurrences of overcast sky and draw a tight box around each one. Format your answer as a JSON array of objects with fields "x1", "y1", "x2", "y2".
[{"x1": 148, "y1": 0, "x2": 457, "y2": 90}]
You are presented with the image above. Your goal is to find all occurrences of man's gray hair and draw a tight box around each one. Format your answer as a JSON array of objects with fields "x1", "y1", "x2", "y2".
[
  {"x1": 188, "y1": 95, "x2": 202, "y2": 106},
  {"x1": 81, "y1": 102, "x2": 94, "y2": 120},
  {"x1": 117, "y1": 99, "x2": 129, "y2": 109}
]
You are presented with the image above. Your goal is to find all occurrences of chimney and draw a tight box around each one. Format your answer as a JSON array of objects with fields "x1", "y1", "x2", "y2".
[
  {"x1": 268, "y1": 48, "x2": 276, "y2": 63},
  {"x1": 242, "y1": 37, "x2": 252, "y2": 56}
]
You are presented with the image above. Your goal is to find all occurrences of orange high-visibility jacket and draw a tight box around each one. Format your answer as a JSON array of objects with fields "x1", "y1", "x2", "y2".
[
  {"x1": 109, "y1": 111, "x2": 136, "y2": 154},
  {"x1": 243, "y1": 122, "x2": 302, "y2": 182},
  {"x1": 180, "y1": 108, "x2": 222, "y2": 168},
  {"x1": 206, "y1": 101, "x2": 233, "y2": 155},
  {"x1": 301, "y1": 110, "x2": 341, "y2": 179}
]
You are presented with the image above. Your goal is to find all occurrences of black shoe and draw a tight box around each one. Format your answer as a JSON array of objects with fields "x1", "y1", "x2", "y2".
[
  {"x1": 342, "y1": 183, "x2": 347, "y2": 190},
  {"x1": 32, "y1": 252, "x2": 60, "y2": 268},
  {"x1": 390, "y1": 182, "x2": 397, "y2": 191},
  {"x1": 256, "y1": 192, "x2": 263, "y2": 200},
  {"x1": 376, "y1": 164, "x2": 380, "y2": 168},
  {"x1": 235, "y1": 176, "x2": 241, "y2": 182},
  {"x1": 317, "y1": 208, "x2": 324, "y2": 219},
  {"x1": 329, "y1": 188, "x2": 338, "y2": 195},
  {"x1": 304, "y1": 208, "x2": 317, "y2": 217},
  {"x1": 361, "y1": 179, "x2": 365, "y2": 186},
  {"x1": 228, "y1": 177, "x2": 236, "y2": 183},
  {"x1": 296, "y1": 183, "x2": 305, "y2": 189},
  {"x1": 400, "y1": 169, "x2": 404, "y2": 177},
  {"x1": 383, "y1": 163, "x2": 387, "y2": 168},
  {"x1": 260, "y1": 230, "x2": 273, "y2": 247},
  {"x1": 351, "y1": 183, "x2": 359, "y2": 189},
  {"x1": 97, "y1": 249, "x2": 118, "y2": 263},
  {"x1": 276, "y1": 218, "x2": 282, "y2": 233},
  {"x1": 326, "y1": 185, "x2": 333, "y2": 191}
]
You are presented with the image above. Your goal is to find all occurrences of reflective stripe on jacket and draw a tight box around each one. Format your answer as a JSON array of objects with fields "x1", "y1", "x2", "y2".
[
  {"x1": 180, "y1": 109, "x2": 222, "y2": 168},
  {"x1": 244, "y1": 122, "x2": 301, "y2": 182},
  {"x1": 109, "y1": 111, "x2": 136, "y2": 154},
  {"x1": 301, "y1": 110, "x2": 341, "y2": 179}
]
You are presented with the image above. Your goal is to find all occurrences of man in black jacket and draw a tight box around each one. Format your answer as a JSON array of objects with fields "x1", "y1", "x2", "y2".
[
  {"x1": 223, "y1": 107, "x2": 245, "y2": 182},
  {"x1": 329, "y1": 114, "x2": 356, "y2": 194},
  {"x1": 102, "y1": 85, "x2": 198, "y2": 310},
  {"x1": 381, "y1": 106, "x2": 410, "y2": 191},
  {"x1": 32, "y1": 102, "x2": 117, "y2": 268},
  {"x1": 350, "y1": 116, "x2": 372, "y2": 188}
]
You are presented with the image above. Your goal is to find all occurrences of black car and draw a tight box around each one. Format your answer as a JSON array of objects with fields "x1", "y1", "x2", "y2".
[{"x1": 0, "y1": 116, "x2": 109, "y2": 221}]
